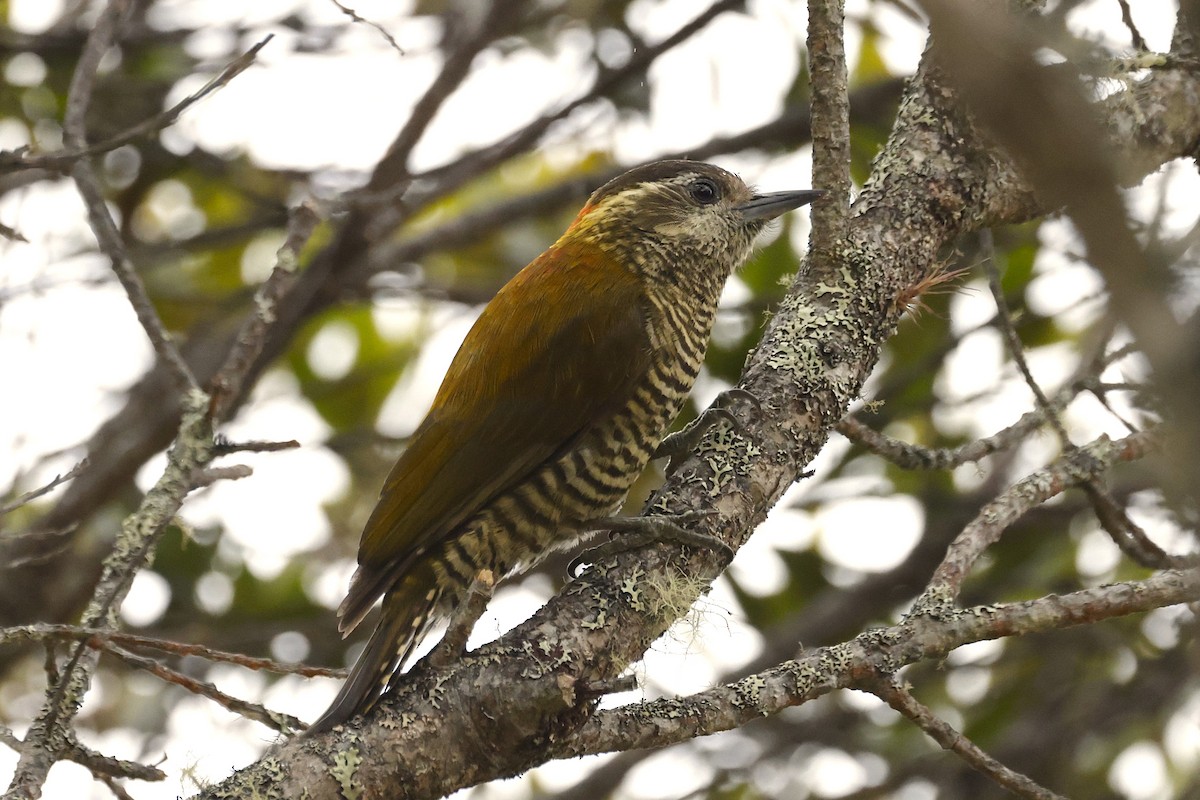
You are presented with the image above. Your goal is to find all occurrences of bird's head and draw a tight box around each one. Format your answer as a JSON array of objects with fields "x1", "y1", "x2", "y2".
[{"x1": 563, "y1": 160, "x2": 822, "y2": 292}]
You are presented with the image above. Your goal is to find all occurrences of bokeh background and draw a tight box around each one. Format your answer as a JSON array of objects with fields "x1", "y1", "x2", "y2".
[{"x1": 1, "y1": 0, "x2": 1197, "y2": 798}]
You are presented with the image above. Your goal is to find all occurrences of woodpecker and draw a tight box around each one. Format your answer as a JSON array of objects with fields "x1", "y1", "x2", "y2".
[{"x1": 308, "y1": 159, "x2": 820, "y2": 733}]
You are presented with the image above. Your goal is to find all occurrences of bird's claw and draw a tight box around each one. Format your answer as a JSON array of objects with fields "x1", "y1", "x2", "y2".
[
  {"x1": 654, "y1": 388, "x2": 762, "y2": 464},
  {"x1": 426, "y1": 570, "x2": 495, "y2": 668},
  {"x1": 568, "y1": 511, "x2": 732, "y2": 578},
  {"x1": 718, "y1": 387, "x2": 762, "y2": 413}
]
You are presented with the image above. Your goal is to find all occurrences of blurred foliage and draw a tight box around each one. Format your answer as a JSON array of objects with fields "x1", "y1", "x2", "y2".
[{"x1": 1, "y1": 2, "x2": 1196, "y2": 800}]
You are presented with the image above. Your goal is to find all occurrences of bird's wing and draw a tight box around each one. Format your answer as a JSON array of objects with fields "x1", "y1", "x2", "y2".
[{"x1": 339, "y1": 242, "x2": 653, "y2": 629}]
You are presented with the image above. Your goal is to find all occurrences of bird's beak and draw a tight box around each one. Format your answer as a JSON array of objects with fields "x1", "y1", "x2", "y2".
[{"x1": 735, "y1": 189, "x2": 824, "y2": 221}]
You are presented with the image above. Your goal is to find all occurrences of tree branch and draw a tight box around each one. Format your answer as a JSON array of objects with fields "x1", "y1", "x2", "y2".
[
  {"x1": 0, "y1": 623, "x2": 342, "y2": 678},
  {"x1": 556, "y1": 568, "x2": 1200, "y2": 757},
  {"x1": 0, "y1": 460, "x2": 89, "y2": 518},
  {"x1": 806, "y1": 0, "x2": 852, "y2": 260},
  {"x1": 868, "y1": 677, "x2": 1068, "y2": 800},
  {"x1": 912, "y1": 430, "x2": 1157, "y2": 612},
  {"x1": 208, "y1": 200, "x2": 320, "y2": 421}
]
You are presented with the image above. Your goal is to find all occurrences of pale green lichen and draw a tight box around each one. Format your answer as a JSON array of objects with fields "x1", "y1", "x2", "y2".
[
  {"x1": 908, "y1": 584, "x2": 956, "y2": 619},
  {"x1": 690, "y1": 417, "x2": 764, "y2": 498},
  {"x1": 212, "y1": 769, "x2": 286, "y2": 800},
  {"x1": 520, "y1": 636, "x2": 572, "y2": 679},
  {"x1": 820, "y1": 643, "x2": 853, "y2": 675},
  {"x1": 791, "y1": 659, "x2": 819, "y2": 689},
  {"x1": 581, "y1": 605, "x2": 608, "y2": 630},
  {"x1": 733, "y1": 674, "x2": 767, "y2": 711},
  {"x1": 704, "y1": 455, "x2": 734, "y2": 497},
  {"x1": 620, "y1": 566, "x2": 647, "y2": 611},
  {"x1": 329, "y1": 748, "x2": 363, "y2": 800},
  {"x1": 427, "y1": 673, "x2": 451, "y2": 709}
]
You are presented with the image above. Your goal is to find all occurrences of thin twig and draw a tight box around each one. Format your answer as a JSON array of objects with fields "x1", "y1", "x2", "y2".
[
  {"x1": 106, "y1": 644, "x2": 305, "y2": 734},
  {"x1": 191, "y1": 464, "x2": 253, "y2": 488},
  {"x1": 0, "y1": 623, "x2": 343, "y2": 678},
  {"x1": 838, "y1": 402, "x2": 1062, "y2": 470},
  {"x1": 910, "y1": 429, "x2": 1158, "y2": 611},
  {"x1": 211, "y1": 438, "x2": 301, "y2": 456},
  {"x1": 869, "y1": 677, "x2": 1068, "y2": 800},
  {"x1": 982, "y1": 230, "x2": 1072, "y2": 445},
  {"x1": 0, "y1": 526, "x2": 76, "y2": 570},
  {"x1": 60, "y1": 0, "x2": 130, "y2": 141},
  {"x1": 1083, "y1": 481, "x2": 1200, "y2": 569},
  {"x1": 71, "y1": 164, "x2": 200, "y2": 393},
  {"x1": 1115, "y1": 0, "x2": 1147, "y2": 52},
  {"x1": 0, "y1": 35, "x2": 274, "y2": 174},
  {"x1": 0, "y1": 459, "x2": 89, "y2": 517},
  {"x1": 96, "y1": 776, "x2": 136, "y2": 800},
  {"x1": 838, "y1": 323, "x2": 1138, "y2": 470},
  {"x1": 328, "y1": 0, "x2": 405, "y2": 56}
]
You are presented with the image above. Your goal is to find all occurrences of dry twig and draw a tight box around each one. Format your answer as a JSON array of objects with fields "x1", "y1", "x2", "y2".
[
  {"x1": 868, "y1": 677, "x2": 1068, "y2": 800},
  {"x1": 0, "y1": 35, "x2": 273, "y2": 174}
]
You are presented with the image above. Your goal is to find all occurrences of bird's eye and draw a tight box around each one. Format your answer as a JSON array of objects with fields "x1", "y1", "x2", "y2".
[{"x1": 689, "y1": 178, "x2": 721, "y2": 205}]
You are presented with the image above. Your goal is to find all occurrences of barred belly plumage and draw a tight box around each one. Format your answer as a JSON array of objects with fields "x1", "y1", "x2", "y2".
[{"x1": 430, "y1": 306, "x2": 712, "y2": 595}]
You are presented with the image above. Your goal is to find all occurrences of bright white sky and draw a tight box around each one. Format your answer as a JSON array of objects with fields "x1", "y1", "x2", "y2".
[{"x1": 0, "y1": 1, "x2": 1194, "y2": 799}]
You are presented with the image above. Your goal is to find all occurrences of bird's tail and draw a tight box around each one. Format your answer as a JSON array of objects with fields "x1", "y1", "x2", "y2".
[{"x1": 306, "y1": 570, "x2": 442, "y2": 735}]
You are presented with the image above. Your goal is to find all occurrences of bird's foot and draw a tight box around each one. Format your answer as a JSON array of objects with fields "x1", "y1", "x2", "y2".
[
  {"x1": 426, "y1": 569, "x2": 495, "y2": 668},
  {"x1": 568, "y1": 511, "x2": 733, "y2": 577},
  {"x1": 654, "y1": 388, "x2": 762, "y2": 466}
]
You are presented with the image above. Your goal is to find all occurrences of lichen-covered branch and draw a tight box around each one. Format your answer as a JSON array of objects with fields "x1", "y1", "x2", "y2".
[
  {"x1": 553, "y1": 568, "x2": 1200, "y2": 757},
  {"x1": 806, "y1": 0, "x2": 852, "y2": 260},
  {"x1": 912, "y1": 430, "x2": 1158, "y2": 612},
  {"x1": 4, "y1": 391, "x2": 213, "y2": 800}
]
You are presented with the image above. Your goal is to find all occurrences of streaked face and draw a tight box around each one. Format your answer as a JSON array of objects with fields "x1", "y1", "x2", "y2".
[{"x1": 570, "y1": 161, "x2": 765, "y2": 285}]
